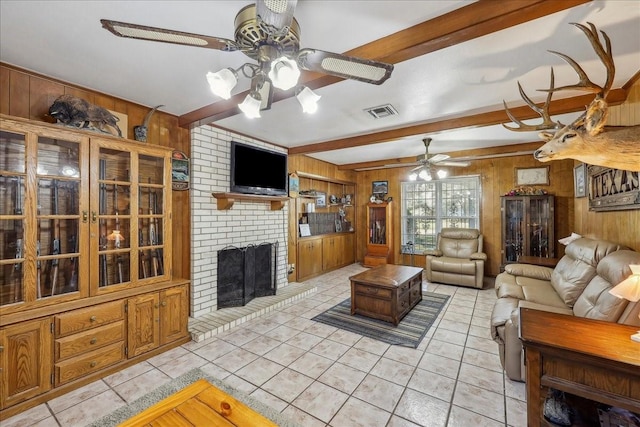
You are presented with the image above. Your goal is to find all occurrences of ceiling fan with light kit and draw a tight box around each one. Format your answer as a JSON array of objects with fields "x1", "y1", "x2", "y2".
[
  {"x1": 101, "y1": 0, "x2": 394, "y2": 118},
  {"x1": 407, "y1": 138, "x2": 470, "y2": 181}
]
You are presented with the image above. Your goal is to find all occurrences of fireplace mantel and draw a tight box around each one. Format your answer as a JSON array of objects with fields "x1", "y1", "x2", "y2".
[{"x1": 212, "y1": 192, "x2": 289, "y2": 210}]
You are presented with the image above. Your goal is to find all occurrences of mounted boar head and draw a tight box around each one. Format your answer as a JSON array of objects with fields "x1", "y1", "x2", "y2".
[{"x1": 503, "y1": 22, "x2": 640, "y2": 172}]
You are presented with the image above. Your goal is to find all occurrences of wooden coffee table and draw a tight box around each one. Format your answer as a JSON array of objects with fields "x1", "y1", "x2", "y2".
[{"x1": 350, "y1": 264, "x2": 423, "y2": 326}]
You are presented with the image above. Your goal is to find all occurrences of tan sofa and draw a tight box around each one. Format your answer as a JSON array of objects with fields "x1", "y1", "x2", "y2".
[
  {"x1": 490, "y1": 237, "x2": 640, "y2": 382},
  {"x1": 424, "y1": 228, "x2": 487, "y2": 289}
]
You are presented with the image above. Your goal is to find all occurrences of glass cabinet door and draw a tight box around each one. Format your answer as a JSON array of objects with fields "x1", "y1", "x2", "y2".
[
  {"x1": 0, "y1": 131, "x2": 26, "y2": 306},
  {"x1": 138, "y1": 154, "x2": 165, "y2": 280},
  {"x1": 503, "y1": 198, "x2": 524, "y2": 263},
  {"x1": 96, "y1": 147, "x2": 131, "y2": 288},
  {"x1": 528, "y1": 197, "x2": 552, "y2": 258},
  {"x1": 36, "y1": 136, "x2": 82, "y2": 299},
  {"x1": 369, "y1": 205, "x2": 387, "y2": 245}
]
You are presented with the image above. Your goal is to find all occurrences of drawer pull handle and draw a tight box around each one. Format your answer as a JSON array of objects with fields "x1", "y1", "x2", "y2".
[
  {"x1": 161, "y1": 301, "x2": 167, "y2": 307},
  {"x1": 90, "y1": 361, "x2": 97, "y2": 368},
  {"x1": 90, "y1": 316, "x2": 97, "y2": 322},
  {"x1": 90, "y1": 338, "x2": 97, "y2": 345},
  {"x1": 367, "y1": 288, "x2": 378, "y2": 294}
]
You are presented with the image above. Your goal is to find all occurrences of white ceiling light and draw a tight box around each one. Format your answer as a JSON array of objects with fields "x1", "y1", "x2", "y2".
[
  {"x1": 206, "y1": 68, "x2": 238, "y2": 99},
  {"x1": 296, "y1": 86, "x2": 321, "y2": 113},
  {"x1": 268, "y1": 56, "x2": 300, "y2": 90},
  {"x1": 238, "y1": 92, "x2": 262, "y2": 118},
  {"x1": 437, "y1": 169, "x2": 448, "y2": 179}
]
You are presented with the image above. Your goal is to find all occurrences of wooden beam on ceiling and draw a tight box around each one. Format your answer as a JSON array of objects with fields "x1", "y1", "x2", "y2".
[
  {"x1": 288, "y1": 88, "x2": 627, "y2": 156},
  {"x1": 178, "y1": 0, "x2": 590, "y2": 128}
]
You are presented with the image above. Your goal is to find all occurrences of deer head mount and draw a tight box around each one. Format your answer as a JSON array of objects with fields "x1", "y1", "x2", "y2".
[{"x1": 503, "y1": 22, "x2": 640, "y2": 172}]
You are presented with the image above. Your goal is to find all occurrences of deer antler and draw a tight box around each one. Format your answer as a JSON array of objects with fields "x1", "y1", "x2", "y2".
[
  {"x1": 544, "y1": 22, "x2": 614, "y2": 98},
  {"x1": 502, "y1": 68, "x2": 562, "y2": 132}
]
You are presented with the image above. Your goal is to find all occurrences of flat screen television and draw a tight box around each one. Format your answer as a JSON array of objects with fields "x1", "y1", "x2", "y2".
[{"x1": 230, "y1": 141, "x2": 288, "y2": 196}]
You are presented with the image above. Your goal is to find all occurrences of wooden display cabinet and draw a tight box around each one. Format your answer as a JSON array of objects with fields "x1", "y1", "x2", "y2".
[
  {"x1": 364, "y1": 202, "x2": 393, "y2": 267},
  {"x1": 500, "y1": 195, "x2": 554, "y2": 268},
  {"x1": 0, "y1": 115, "x2": 190, "y2": 419}
]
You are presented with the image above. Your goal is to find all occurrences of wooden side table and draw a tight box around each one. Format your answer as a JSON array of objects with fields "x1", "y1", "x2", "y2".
[{"x1": 519, "y1": 308, "x2": 640, "y2": 426}]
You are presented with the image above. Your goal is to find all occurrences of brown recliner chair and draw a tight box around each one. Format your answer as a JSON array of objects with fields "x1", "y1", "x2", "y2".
[{"x1": 424, "y1": 228, "x2": 487, "y2": 289}]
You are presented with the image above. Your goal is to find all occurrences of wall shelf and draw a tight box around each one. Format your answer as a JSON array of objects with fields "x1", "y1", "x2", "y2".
[{"x1": 212, "y1": 192, "x2": 289, "y2": 210}]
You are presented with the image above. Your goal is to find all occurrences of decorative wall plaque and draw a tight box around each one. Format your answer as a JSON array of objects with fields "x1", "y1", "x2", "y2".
[
  {"x1": 171, "y1": 150, "x2": 190, "y2": 191},
  {"x1": 588, "y1": 165, "x2": 639, "y2": 211}
]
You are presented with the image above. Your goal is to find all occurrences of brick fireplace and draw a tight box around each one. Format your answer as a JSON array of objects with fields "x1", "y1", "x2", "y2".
[{"x1": 190, "y1": 125, "x2": 289, "y2": 318}]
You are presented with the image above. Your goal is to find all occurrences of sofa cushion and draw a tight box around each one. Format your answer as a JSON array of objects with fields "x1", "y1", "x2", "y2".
[
  {"x1": 429, "y1": 257, "x2": 477, "y2": 275},
  {"x1": 550, "y1": 238, "x2": 626, "y2": 307},
  {"x1": 573, "y1": 250, "x2": 640, "y2": 322}
]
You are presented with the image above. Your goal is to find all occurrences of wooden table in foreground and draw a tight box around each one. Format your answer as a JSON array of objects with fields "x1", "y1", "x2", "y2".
[
  {"x1": 519, "y1": 308, "x2": 640, "y2": 426},
  {"x1": 350, "y1": 264, "x2": 423, "y2": 326},
  {"x1": 119, "y1": 379, "x2": 277, "y2": 427}
]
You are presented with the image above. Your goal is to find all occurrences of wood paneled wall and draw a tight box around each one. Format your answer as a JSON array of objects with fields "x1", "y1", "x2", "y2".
[
  {"x1": 356, "y1": 145, "x2": 574, "y2": 277},
  {"x1": 0, "y1": 64, "x2": 191, "y2": 280},
  {"x1": 573, "y1": 79, "x2": 640, "y2": 251}
]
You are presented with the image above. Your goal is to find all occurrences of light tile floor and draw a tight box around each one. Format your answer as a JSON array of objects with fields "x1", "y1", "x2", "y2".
[{"x1": 4, "y1": 264, "x2": 527, "y2": 427}]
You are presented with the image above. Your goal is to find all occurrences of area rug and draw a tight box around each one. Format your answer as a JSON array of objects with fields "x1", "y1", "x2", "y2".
[
  {"x1": 86, "y1": 368, "x2": 301, "y2": 427},
  {"x1": 311, "y1": 292, "x2": 449, "y2": 348}
]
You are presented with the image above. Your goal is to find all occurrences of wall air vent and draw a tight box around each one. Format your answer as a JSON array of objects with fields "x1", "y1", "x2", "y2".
[{"x1": 364, "y1": 104, "x2": 398, "y2": 119}]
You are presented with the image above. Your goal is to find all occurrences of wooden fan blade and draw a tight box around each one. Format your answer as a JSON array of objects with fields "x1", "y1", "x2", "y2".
[
  {"x1": 433, "y1": 160, "x2": 471, "y2": 167},
  {"x1": 297, "y1": 49, "x2": 393, "y2": 85},
  {"x1": 100, "y1": 19, "x2": 238, "y2": 51}
]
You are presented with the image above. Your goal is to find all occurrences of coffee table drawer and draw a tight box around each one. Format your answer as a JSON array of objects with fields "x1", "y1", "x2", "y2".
[{"x1": 353, "y1": 283, "x2": 393, "y2": 299}]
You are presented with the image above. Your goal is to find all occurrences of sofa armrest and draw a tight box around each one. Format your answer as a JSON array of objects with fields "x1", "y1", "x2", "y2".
[
  {"x1": 470, "y1": 252, "x2": 487, "y2": 261},
  {"x1": 424, "y1": 249, "x2": 443, "y2": 257},
  {"x1": 504, "y1": 263, "x2": 553, "y2": 281}
]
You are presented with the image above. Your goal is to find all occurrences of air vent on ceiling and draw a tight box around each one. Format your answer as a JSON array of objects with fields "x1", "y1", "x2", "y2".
[{"x1": 365, "y1": 104, "x2": 398, "y2": 119}]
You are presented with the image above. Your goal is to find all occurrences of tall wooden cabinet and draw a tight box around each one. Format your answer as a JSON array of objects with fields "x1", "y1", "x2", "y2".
[
  {"x1": 364, "y1": 202, "x2": 393, "y2": 267},
  {"x1": 500, "y1": 195, "x2": 555, "y2": 267},
  {"x1": 0, "y1": 115, "x2": 190, "y2": 419}
]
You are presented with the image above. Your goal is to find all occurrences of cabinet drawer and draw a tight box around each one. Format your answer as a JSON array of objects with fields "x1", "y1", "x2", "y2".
[
  {"x1": 55, "y1": 342, "x2": 125, "y2": 386},
  {"x1": 353, "y1": 283, "x2": 392, "y2": 299},
  {"x1": 55, "y1": 301, "x2": 125, "y2": 337},
  {"x1": 55, "y1": 320, "x2": 125, "y2": 361}
]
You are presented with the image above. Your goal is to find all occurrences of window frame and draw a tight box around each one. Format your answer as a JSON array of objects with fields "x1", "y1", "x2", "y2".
[{"x1": 401, "y1": 175, "x2": 481, "y2": 254}]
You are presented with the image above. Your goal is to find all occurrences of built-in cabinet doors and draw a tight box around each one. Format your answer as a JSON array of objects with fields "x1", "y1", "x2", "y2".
[
  {"x1": 0, "y1": 119, "x2": 173, "y2": 314},
  {"x1": 1, "y1": 125, "x2": 89, "y2": 310},
  {"x1": 0, "y1": 318, "x2": 52, "y2": 409},
  {"x1": 127, "y1": 293, "x2": 160, "y2": 358},
  {"x1": 160, "y1": 286, "x2": 189, "y2": 346},
  {"x1": 127, "y1": 285, "x2": 189, "y2": 357},
  {"x1": 89, "y1": 138, "x2": 171, "y2": 294}
]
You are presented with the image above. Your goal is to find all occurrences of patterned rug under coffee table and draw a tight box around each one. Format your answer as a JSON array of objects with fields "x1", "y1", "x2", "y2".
[
  {"x1": 311, "y1": 291, "x2": 449, "y2": 348},
  {"x1": 87, "y1": 368, "x2": 299, "y2": 427}
]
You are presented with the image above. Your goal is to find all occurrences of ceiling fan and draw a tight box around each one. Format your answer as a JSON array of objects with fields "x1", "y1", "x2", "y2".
[
  {"x1": 100, "y1": 0, "x2": 394, "y2": 116},
  {"x1": 406, "y1": 138, "x2": 470, "y2": 180}
]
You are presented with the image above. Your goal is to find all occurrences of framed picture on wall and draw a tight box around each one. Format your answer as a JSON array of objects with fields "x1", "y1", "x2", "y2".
[
  {"x1": 573, "y1": 163, "x2": 587, "y2": 198},
  {"x1": 316, "y1": 192, "x2": 326, "y2": 207},
  {"x1": 372, "y1": 180, "x2": 388, "y2": 195},
  {"x1": 515, "y1": 167, "x2": 549, "y2": 186}
]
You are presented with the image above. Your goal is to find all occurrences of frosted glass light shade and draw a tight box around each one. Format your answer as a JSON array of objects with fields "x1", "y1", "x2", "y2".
[
  {"x1": 609, "y1": 265, "x2": 640, "y2": 302},
  {"x1": 296, "y1": 86, "x2": 321, "y2": 113},
  {"x1": 437, "y1": 169, "x2": 447, "y2": 179},
  {"x1": 206, "y1": 68, "x2": 237, "y2": 99},
  {"x1": 238, "y1": 92, "x2": 262, "y2": 118},
  {"x1": 268, "y1": 56, "x2": 300, "y2": 90}
]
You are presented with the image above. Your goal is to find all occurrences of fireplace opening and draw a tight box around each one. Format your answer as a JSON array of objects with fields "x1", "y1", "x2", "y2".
[{"x1": 217, "y1": 242, "x2": 278, "y2": 308}]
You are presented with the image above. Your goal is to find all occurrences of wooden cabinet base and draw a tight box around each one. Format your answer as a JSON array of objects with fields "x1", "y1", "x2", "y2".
[
  {"x1": 0, "y1": 336, "x2": 191, "y2": 421},
  {"x1": 363, "y1": 255, "x2": 388, "y2": 267}
]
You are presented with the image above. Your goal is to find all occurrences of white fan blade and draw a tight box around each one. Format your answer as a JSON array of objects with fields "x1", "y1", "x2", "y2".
[{"x1": 428, "y1": 154, "x2": 450, "y2": 163}]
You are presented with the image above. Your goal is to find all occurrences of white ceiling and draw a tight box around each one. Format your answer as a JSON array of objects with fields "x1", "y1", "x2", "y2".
[{"x1": 1, "y1": 1, "x2": 639, "y2": 167}]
